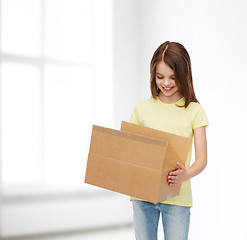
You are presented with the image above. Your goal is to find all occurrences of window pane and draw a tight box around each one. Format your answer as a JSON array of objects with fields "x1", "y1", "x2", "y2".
[
  {"x1": 44, "y1": 64, "x2": 93, "y2": 187},
  {"x1": 1, "y1": 63, "x2": 42, "y2": 185},
  {"x1": 44, "y1": 0, "x2": 93, "y2": 63},
  {"x1": 2, "y1": 0, "x2": 41, "y2": 57}
]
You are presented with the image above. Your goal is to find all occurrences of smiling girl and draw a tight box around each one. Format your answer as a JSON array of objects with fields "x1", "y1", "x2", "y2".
[{"x1": 129, "y1": 41, "x2": 209, "y2": 240}]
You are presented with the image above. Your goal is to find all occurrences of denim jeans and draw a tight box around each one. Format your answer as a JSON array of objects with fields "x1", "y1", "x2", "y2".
[{"x1": 132, "y1": 200, "x2": 190, "y2": 240}]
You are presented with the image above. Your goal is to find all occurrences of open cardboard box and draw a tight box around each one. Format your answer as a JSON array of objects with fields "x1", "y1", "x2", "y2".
[{"x1": 84, "y1": 121, "x2": 190, "y2": 203}]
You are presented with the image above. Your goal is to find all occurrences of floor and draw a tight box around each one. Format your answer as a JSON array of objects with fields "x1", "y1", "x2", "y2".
[
  {"x1": 48, "y1": 228, "x2": 135, "y2": 240},
  {"x1": 4, "y1": 227, "x2": 135, "y2": 240},
  {"x1": 3, "y1": 224, "x2": 165, "y2": 240}
]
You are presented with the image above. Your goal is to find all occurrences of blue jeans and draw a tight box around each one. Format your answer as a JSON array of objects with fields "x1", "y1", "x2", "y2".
[{"x1": 132, "y1": 200, "x2": 190, "y2": 240}]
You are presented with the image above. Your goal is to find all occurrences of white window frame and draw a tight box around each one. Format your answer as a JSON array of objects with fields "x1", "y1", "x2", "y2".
[{"x1": 0, "y1": 0, "x2": 114, "y2": 195}]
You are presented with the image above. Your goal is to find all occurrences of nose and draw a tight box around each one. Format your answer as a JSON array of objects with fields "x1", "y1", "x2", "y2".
[{"x1": 163, "y1": 78, "x2": 171, "y2": 86}]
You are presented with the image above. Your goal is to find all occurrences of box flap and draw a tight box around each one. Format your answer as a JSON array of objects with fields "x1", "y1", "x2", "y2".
[
  {"x1": 163, "y1": 144, "x2": 183, "y2": 170},
  {"x1": 89, "y1": 125, "x2": 168, "y2": 171},
  {"x1": 121, "y1": 121, "x2": 190, "y2": 166}
]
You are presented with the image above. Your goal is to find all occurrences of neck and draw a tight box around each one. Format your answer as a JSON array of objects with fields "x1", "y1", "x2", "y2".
[{"x1": 158, "y1": 92, "x2": 184, "y2": 104}]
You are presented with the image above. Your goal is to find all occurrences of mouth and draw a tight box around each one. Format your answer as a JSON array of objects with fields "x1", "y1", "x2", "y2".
[{"x1": 162, "y1": 86, "x2": 175, "y2": 92}]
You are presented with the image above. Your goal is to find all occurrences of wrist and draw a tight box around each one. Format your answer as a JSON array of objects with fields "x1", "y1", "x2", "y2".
[{"x1": 183, "y1": 169, "x2": 190, "y2": 182}]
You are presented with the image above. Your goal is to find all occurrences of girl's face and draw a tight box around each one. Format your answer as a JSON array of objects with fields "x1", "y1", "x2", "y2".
[{"x1": 155, "y1": 61, "x2": 183, "y2": 103}]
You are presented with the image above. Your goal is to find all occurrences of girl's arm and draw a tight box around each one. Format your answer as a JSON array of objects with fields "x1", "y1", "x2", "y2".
[{"x1": 167, "y1": 126, "x2": 207, "y2": 185}]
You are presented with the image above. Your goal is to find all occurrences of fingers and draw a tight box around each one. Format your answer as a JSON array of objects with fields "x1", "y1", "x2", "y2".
[
  {"x1": 168, "y1": 182, "x2": 177, "y2": 186},
  {"x1": 168, "y1": 163, "x2": 185, "y2": 176},
  {"x1": 167, "y1": 174, "x2": 178, "y2": 185},
  {"x1": 168, "y1": 170, "x2": 179, "y2": 176},
  {"x1": 167, "y1": 163, "x2": 185, "y2": 185},
  {"x1": 167, "y1": 169, "x2": 178, "y2": 185}
]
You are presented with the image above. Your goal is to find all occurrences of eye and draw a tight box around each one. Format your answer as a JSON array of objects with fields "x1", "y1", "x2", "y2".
[
  {"x1": 171, "y1": 76, "x2": 175, "y2": 80},
  {"x1": 156, "y1": 75, "x2": 163, "y2": 79}
]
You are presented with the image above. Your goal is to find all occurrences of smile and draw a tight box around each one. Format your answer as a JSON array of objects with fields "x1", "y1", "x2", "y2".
[{"x1": 162, "y1": 86, "x2": 174, "y2": 92}]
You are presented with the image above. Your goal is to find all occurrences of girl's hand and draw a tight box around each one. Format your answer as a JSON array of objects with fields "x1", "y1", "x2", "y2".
[
  {"x1": 167, "y1": 162, "x2": 188, "y2": 186},
  {"x1": 167, "y1": 127, "x2": 207, "y2": 186}
]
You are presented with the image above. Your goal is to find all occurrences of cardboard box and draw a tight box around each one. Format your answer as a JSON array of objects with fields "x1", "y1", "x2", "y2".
[{"x1": 84, "y1": 121, "x2": 190, "y2": 203}]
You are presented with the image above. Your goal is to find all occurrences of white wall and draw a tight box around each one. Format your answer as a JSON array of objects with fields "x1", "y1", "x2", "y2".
[
  {"x1": 113, "y1": 0, "x2": 141, "y2": 129},
  {"x1": 117, "y1": 0, "x2": 247, "y2": 239}
]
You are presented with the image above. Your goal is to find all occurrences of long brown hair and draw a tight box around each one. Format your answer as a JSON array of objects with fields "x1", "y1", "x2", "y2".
[{"x1": 150, "y1": 41, "x2": 198, "y2": 108}]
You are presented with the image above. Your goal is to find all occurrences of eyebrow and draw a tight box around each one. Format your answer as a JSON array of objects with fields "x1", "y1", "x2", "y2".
[
  {"x1": 156, "y1": 72, "x2": 163, "y2": 75},
  {"x1": 156, "y1": 72, "x2": 175, "y2": 77}
]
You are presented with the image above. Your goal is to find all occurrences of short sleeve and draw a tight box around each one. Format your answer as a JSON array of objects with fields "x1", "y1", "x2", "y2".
[
  {"x1": 129, "y1": 105, "x2": 139, "y2": 124},
  {"x1": 191, "y1": 104, "x2": 209, "y2": 130}
]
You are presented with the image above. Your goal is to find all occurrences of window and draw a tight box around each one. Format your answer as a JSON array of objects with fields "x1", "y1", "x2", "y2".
[{"x1": 0, "y1": 0, "x2": 113, "y2": 191}]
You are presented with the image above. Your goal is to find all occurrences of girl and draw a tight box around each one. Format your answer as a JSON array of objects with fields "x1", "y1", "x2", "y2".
[{"x1": 129, "y1": 41, "x2": 208, "y2": 240}]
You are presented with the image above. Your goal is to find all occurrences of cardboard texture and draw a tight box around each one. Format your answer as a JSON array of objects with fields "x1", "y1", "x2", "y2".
[{"x1": 84, "y1": 121, "x2": 190, "y2": 203}]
